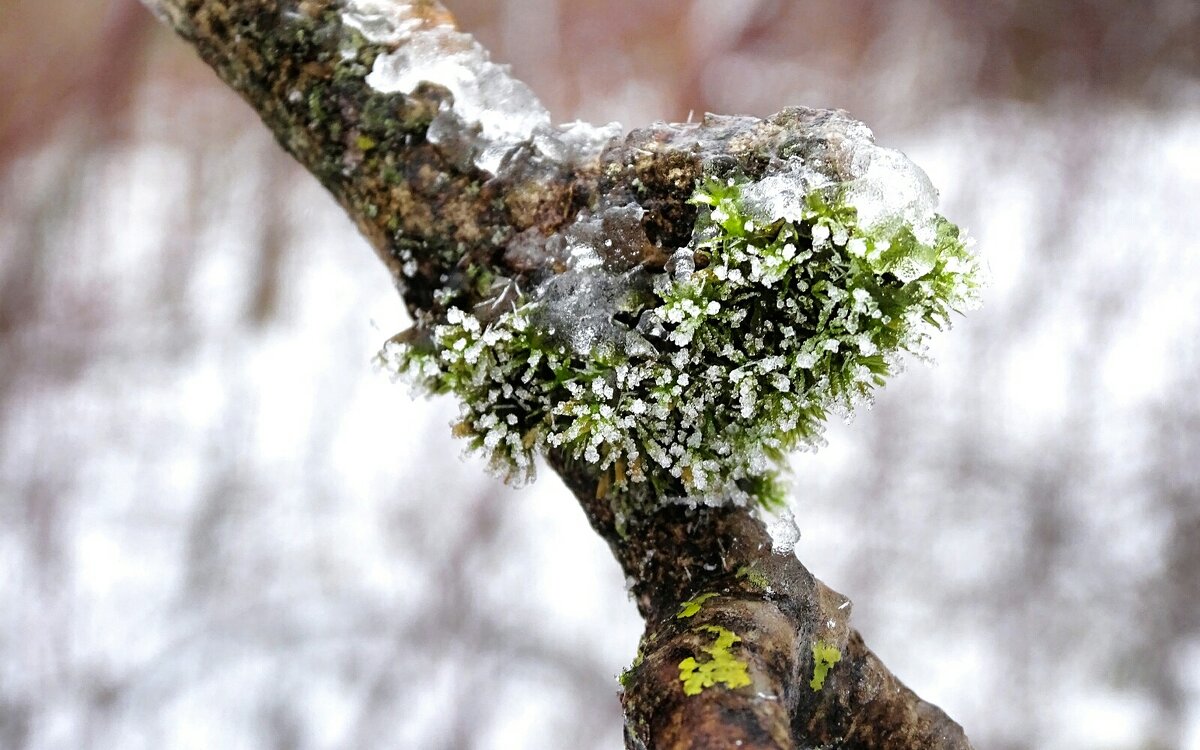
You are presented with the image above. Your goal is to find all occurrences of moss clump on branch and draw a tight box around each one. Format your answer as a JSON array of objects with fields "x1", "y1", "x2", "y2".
[
  {"x1": 385, "y1": 175, "x2": 979, "y2": 507},
  {"x1": 735, "y1": 564, "x2": 771, "y2": 591},
  {"x1": 618, "y1": 644, "x2": 645, "y2": 690}
]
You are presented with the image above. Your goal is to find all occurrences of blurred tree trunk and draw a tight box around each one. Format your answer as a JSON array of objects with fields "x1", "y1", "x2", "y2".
[{"x1": 140, "y1": 1, "x2": 973, "y2": 747}]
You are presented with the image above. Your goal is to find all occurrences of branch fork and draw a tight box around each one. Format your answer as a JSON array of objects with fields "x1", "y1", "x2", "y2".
[{"x1": 143, "y1": 1, "x2": 975, "y2": 746}]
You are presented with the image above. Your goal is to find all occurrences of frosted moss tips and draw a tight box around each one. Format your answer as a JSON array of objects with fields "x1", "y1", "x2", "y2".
[{"x1": 386, "y1": 153, "x2": 980, "y2": 507}]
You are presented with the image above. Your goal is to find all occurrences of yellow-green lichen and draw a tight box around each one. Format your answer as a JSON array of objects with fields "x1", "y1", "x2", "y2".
[
  {"x1": 679, "y1": 625, "x2": 753, "y2": 696},
  {"x1": 676, "y1": 592, "x2": 719, "y2": 619},
  {"x1": 810, "y1": 639, "x2": 842, "y2": 691}
]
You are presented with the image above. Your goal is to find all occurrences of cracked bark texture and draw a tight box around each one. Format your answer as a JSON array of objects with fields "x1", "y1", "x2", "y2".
[{"x1": 141, "y1": 1, "x2": 974, "y2": 747}]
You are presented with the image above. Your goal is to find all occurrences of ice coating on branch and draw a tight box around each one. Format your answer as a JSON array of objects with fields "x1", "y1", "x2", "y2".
[
  {"x1": 529, "y1": 203, "x2": 657, "y2": 359},
  {"x1": 844, "y1": 147, "x2": 941, "y2": 247},
  {"x1": 533, "y1": 120, "x2": 624, "y2": 165},
  {"x1": 737, "y1": 110, "x2": 942, "y2": 250},
  {"x1": 342, "y1": 0, "x2": 427, "y2": 44},
  {"x1": 767, "y1": 508, "x2": 801, "y2": 555},
  {"x1": 365, "y1": 33, "x2": 549, "y2": 168},
  {"x1": 344, "y1": 1, "x2": 620, "y2": 174},
  {"x1": 560, "y1": 203, "x2": 650, "y2": 273},
  {"x1": 740, "y1": 162, "x2": 831, "y2": 225}
]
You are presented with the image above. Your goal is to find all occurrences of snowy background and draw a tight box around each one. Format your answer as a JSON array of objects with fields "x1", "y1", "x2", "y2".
[{"x1": 2, "y1": 1, "x2": 1199, "y2": 748}]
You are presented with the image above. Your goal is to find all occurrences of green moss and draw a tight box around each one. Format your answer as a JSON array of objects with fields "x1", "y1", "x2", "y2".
[
  {"x1": 735, "y1": 564, "x2": 770, "y2": 590},
  {"x1": 676, "y1": 592, "x2": 719, "y2": 619},
  {"x1": 465, "y1": 264, "x2": 497, "y2": 298},
  {"x1": 306, "y1": 87, "x2": 327, "y2": 124},
  {"x1": 809, "y1": 639, "x2": 842, "y2": 691},
  {"x1": 386, "y1": 176, "x2": 980, "y2": 505},
  {"x1": 618, "y1": 646, "x2": 644, "y2": 689},
  {"x1": 679, "y1": 625, "x2": 753, "y2": 696}
]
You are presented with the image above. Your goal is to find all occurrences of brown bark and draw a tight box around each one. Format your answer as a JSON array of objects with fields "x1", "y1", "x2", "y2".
[{"x1": 141, "y1": 1, "x2": 974, "y2": 747}]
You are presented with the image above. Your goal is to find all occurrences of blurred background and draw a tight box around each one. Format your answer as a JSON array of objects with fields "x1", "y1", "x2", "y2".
[{"x1": 2, "y1": 0, "x2": 1199, "y2": 748}]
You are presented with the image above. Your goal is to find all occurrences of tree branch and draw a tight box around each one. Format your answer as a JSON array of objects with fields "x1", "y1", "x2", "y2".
[{"x1": 142, "y1": 1, "x2": 974, "y2": 747}]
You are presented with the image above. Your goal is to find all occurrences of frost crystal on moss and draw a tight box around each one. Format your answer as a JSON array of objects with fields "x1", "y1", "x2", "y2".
[{"x1": 384, "y1": 132, "x2": 980, "y2": 507}]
